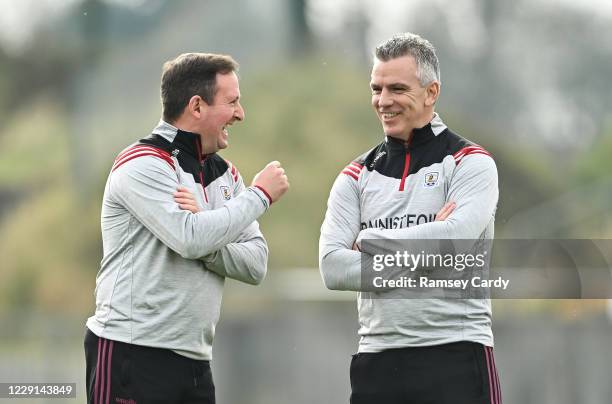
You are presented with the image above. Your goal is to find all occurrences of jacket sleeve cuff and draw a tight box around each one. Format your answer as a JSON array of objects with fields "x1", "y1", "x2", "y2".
[
  {"x1": 248, "y1": 186, "x2": 271, "y2": 210},
  {"x1": 252, "y1": 185, "x2": 272, "y2": 207}
]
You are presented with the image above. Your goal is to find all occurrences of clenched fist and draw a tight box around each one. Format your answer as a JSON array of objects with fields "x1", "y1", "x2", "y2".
[{"x1": 252, "y1": 161, "x2": 289, "y2": 204}]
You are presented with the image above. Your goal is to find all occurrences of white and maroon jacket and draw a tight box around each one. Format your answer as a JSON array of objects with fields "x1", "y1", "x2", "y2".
[
  {"x1": 87, "y1": 120, "x2": 270, "y2": 360},
  {"x1": 319, "y1": 113, "x2": 499, "y2": 352}
]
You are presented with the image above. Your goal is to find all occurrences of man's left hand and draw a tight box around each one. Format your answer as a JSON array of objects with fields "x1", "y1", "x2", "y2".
[{"x1": 434, "y1": 201, "x2": 456, "y2": 221}]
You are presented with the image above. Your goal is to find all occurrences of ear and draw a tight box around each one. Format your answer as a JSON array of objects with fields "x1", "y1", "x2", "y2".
[
  {"x1": 424, "y1": 81, "x2": 440, "y2": 107},
  {"x1": 187, "y1": 95, "x2": 208, "y2": 119}
]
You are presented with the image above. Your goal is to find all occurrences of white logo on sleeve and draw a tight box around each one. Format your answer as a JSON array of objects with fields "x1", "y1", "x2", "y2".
[{"x1": 424, "y1": 172, "x2": 439, "y2": 188}]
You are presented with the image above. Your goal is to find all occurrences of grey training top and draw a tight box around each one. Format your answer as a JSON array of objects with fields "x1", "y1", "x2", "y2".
[
  {"x1": 319, "y1": 113, "x2": 499, "y2": 352},
  {"x1": 87, "y1": 120, "x2": 270, "y2": 360}
]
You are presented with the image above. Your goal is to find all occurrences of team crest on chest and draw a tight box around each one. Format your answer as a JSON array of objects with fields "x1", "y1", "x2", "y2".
[
  {"x1": 220, "y1": 185, "x2": 231, "y2": 200},
  {"x1": 424, "y1": 172, "x2": 440, "y2": 188}
]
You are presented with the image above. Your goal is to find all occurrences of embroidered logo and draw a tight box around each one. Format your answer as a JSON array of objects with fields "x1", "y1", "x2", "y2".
[
  {"x1": 370, "y1": 151, "x2": 387, "y2": 169},
  {"x1": 424, "y1": 172, "x2": 439, "y2": 188},
  {"x1": 171, "y1": 149, "x2": 180, "y2": 157},
  {"x1": 220, "y1": 185, "x2": 231, "y2": 200}
]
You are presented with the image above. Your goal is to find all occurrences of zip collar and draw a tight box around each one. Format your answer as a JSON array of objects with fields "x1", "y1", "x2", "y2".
[
  {"x1": 152, "y1": 120, "x2": 206, "y2": 161},
  {"x1": 384, "y1": 112, "x2": 447, "y2": 150}
]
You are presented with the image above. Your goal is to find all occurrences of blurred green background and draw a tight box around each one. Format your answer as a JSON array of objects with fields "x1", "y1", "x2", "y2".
[{"x1": 1, "y1": 0, "x2": 612, "y2": 403}]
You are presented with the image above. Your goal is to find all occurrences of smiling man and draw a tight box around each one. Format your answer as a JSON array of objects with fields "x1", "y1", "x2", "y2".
[
  {"x1": 84, "y1": 53, "x2": 289, "y2": 404},
  {"x1": 319, "y1": 34, "x2": 501, "y2": 403}
]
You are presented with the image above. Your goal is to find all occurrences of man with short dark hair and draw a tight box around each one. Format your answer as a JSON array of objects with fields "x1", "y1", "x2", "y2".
[
  {"x1": 85, "y1": 53, "x2": 289, "y2": 404},
  {"x1": 319, "y1": 33, "x2": 502, "y2": 403}
]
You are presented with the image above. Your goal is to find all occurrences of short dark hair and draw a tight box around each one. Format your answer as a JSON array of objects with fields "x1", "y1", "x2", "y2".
[
  {"x1": 375, "y1": 33, "x2": 440, "y2": 86},
  {"x1": 160, "y1": 53, "x2": 239, "y2": 123}
]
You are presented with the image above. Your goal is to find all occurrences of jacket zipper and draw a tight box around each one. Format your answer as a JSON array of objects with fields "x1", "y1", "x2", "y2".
[
  {"x1": 399, "y1": 140, "x2": 412, "y2": 191},
  {"x1": 195, "y1": 138, "x2": 209, "y2": 203},
  {"x1": 199, "y1": 167, "x2": 208, "y2": 203}
]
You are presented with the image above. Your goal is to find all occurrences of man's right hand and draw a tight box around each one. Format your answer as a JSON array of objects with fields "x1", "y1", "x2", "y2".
[{"x1": 252, "y1": 161, "x2": 289, "y2": 204}]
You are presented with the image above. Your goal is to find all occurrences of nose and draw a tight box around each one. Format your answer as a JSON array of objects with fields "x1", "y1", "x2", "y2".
[
  {"x1": 378, "y1": 89, "x2": 393, "y2": 109},
  {"x1": 234, "y1": 102, "x2": 245, "y2": 122}
]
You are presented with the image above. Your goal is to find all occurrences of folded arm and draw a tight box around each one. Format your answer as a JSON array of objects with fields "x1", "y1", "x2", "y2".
[
  {"x1": 319, "y1": 173, "x2": 365, "y2": 291},
  {"x1": 110, "y1": 155, "x2": 269, "y2": 260},
  {"x1": 204, "y1": 222, "x2": 268, "y2": 285},
  {"x1": 200, "y1": 171, "x2": 268, "y2": 285},
  {"x1": 357, "y1": 155, "x2": 498, "y2": 256}
]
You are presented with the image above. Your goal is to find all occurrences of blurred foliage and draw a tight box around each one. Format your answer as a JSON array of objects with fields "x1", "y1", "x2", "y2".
[
  {"x1": 567, "y1": 126, "x2": 612, "y2": 238},
  {"x1": 574, "y1": 126, "x2": 612, "y2": 183},
  {"x1": 0, "y1": 97, "x2": 100, "y2": 315},
  {"x1": 0, "y1": 182, "x2": 99, "y2": 314},
  {"x1": 0, "y1": 97, "x2": 70, "y2": 187}
]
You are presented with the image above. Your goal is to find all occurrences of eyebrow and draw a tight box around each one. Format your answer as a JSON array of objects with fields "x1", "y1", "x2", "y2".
[{"x1": 370, "y1": 82, "x2": 410, "y2": 90}]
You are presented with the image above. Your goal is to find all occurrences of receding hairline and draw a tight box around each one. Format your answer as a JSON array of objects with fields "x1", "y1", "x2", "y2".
[
  {"x1": 372, "y1": 53, "x2": 419, "y2": 66},
  {"x1": 373, "y1": 33, "x2": 441, "y2": 86},
  {"x1": 370, "y1": 55, "x2": 422, "y2": 83}
]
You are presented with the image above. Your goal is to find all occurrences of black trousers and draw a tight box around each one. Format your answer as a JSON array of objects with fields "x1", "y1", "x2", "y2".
[
  {"x1": 84, "y1": 328, "x2": 215, "y2": 404},
  {"x1": 350, "y1": 341, "x2": 502, "y2": 404}
]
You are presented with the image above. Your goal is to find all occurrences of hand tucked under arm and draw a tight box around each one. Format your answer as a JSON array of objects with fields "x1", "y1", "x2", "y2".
[{"x1": 174, "y1": 186, "x2": 202, "y2": 213}]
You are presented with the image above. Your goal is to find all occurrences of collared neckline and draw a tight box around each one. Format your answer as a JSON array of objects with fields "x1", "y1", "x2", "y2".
[
  {"x1": 152, "y1": 120, "x2": 205, "y2": 161},
  {"x1": 384, "y1": 112, "x2": 447, "y2": 150}
]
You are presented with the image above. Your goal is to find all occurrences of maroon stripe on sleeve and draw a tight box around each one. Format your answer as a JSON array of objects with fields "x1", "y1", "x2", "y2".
[
  {"x1": 455, "y1": 150, "x2": 492, "y2": 165},
  {"x1": 116, "y1": 145, "x2": 164, "y2": 161},
  {"x1": 341, "y1": 170, "x2": 359, "y2": 180},
  {"x1": 115, "y1": 149, "x2": 173, "y2": 165},
  {"x1": 224, "y1": 160, "x2": 239, "y2": 183},
  {"x1": 112, "y1": 152, "x2": 175, "y2": 172},
  {"x1": 457, "y1": 150, "x2": 491, "y2": 159},
  {"x1": 453, "y1": 145, "x2": 485, "y2": 159},
  {"x1": 254, "y1": 185, "x2": 273, "y2": 205},
  {"x1": 115, "y1": 146, "x2": 170, "y2": 161},
  {"x1": 345, "y1": 165, "x2": 361, "y2": 175}
]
